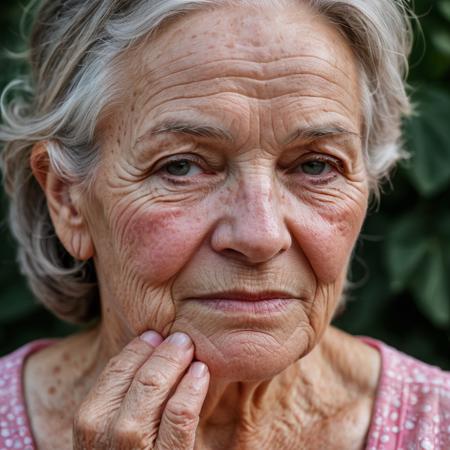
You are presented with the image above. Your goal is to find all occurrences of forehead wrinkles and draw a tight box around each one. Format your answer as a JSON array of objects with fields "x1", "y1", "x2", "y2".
[
  {"x1": 130, "y1": 50, "x2": 358, "y2": 111},
  {"x1": 136, "y1": 19, "x2": 358, "y2": 93},
  {"x1": 115, "y1": 6, "x2": 361, "y2": 136}
]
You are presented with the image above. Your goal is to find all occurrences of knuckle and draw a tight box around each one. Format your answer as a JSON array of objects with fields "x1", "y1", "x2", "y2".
[
  {"x1": 73, "y1": 405, "x2": 103, "y2": 436},
  {"x1": 151, "y1": 351, "x2": 188, "y2": 373},
  {"x1": 114, "y1": 418, "x2": 154, "y2": 448},
  {"x1": 164, "y1": 398, "x2": 199, "y2": 429},
  {"x1": 135, "y1": 366, "x2": 170, "y2": 391},
  {"x1": 106, "y1": 342, "x2": 149, "y2": 372}
]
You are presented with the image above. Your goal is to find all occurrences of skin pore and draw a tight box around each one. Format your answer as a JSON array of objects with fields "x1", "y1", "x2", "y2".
[{"x1": 25, "y1": 3, "x2": 381, "y2": 449}]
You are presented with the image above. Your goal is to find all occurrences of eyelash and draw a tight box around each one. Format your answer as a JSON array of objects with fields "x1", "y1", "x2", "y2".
[
  {"x1": 153, "y1": 153, "x2": 344, "y2": 185},
  {"x1": 154, "y1": 154, "x2": 210, "y2": 184},
  {"x1": 288, "y1": 154, "x2": 343, "y2": 182}
]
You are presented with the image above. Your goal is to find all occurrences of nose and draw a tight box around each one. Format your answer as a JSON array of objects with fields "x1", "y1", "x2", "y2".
[{"x1": 210, "y1": 174, "x2": 292, "y2": 265}]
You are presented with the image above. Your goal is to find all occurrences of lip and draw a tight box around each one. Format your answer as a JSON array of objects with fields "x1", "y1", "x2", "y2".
[
  {"x1": 186, "y1": 291, "x2": 296, "y2": 314},
  {"x1": 187, "y1": 290, "x2": 296, "y2": 302}
]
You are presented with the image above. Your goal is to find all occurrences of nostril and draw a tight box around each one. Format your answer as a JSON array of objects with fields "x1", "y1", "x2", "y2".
[{"x1": 221, "y1": 248, "x2": 246, "y2": 260}]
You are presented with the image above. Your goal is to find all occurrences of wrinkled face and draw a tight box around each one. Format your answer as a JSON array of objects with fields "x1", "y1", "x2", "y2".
[{"x1": 85, "y1": 4, "x2": 369, "y2": 380}]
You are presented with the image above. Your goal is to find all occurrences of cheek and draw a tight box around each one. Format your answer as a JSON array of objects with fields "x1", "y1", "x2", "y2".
[
  {"x1": 120, "y1": 207, "x2": 207, "y2": 283},
  {"x1": 292, "y1": 198, "x2": 367, "y2": 283}
]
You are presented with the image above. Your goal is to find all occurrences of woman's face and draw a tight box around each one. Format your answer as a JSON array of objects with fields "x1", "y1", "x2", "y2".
[{"x1": 82, "y1": 4, "x2": 368, "y2": 380}]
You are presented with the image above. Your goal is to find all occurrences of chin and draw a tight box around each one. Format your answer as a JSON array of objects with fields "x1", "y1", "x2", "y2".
[{"x1": 190, "y1": 329, "x2": 310, "y2": 381}]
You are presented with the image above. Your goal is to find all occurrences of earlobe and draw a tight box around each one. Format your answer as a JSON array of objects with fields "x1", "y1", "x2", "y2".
[{"x1": 30, "y1": 142, "x2": 95, "y2": 261}]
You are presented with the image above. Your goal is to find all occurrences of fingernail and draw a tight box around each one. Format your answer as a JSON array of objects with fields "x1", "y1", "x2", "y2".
[
  {"x1": 167, "y1": 332, "x2": 191, "y2": 348},
  {"x1": 189, "y1": 361, "x2": 208, "y2": 378},
  {"x1": 140, "y1": 331, "x2": 163, "y2": 347}
]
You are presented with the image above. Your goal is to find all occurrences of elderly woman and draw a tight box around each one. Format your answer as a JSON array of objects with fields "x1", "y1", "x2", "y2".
[{"x1": 0, "y1": 0, "x2": 449, "y2": 449}]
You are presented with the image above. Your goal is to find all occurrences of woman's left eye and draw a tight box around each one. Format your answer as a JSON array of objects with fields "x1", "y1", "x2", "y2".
[
  {"x1": 298, "y1": 160, "x2": 332, "y2": 176},
  {"x1": 163, "y1": 159, "x2": 203, "y2": 177}
]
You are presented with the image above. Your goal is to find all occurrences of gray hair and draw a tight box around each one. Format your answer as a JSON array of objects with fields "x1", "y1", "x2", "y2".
[{"x1": 0, "y1": 0, "x2": 413, "y2": 323}]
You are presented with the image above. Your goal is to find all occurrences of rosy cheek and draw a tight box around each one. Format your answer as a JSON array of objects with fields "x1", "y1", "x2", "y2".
[
  {"x1": 292, "y1": 202, "x2": 366, "y2": 283},
  {"x1": 122, "y1": 208, "x2": 207, "y2": 283}
]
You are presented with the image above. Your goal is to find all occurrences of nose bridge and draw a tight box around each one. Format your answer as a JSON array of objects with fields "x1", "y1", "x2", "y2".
[
  {"x1": 236, "y1": 170, "x2": 278, "y2": 229},
  {"x1": 214, "y1": 167, "x2": 291, "y2": 263}
]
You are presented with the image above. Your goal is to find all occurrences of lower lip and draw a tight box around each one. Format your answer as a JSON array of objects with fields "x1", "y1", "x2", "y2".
[{"x1": 192, "y1": 298, "x2": 294, "y2": 314}]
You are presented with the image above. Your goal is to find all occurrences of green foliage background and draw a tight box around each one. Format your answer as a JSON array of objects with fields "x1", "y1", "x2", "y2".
[{"x1": 0, "y1": 0, "x2": 449, "y2": 367}]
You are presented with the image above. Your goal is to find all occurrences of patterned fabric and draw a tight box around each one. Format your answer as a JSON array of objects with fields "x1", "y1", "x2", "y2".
[
  {"x1": 0, "y1": 341, "x2": 53, "y2": 450},
  {"x1": 0, "y1": 338, "x2": 449, "y2": 449},
  {"x1": 362, "y1": 337, "x2": 450, "y2": 450}
]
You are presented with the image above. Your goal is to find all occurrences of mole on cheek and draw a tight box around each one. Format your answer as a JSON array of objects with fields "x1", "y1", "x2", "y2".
[{"x1": 48, "y1": 386, "x2": 56, "y2": 395}]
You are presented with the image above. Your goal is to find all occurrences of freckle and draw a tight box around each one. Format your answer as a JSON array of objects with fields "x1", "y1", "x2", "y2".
[
  {"x1": 48, "y1": 386, "x2": 56, "y2": 395},
  {"x1": 52, "y1": 365, "x2": 61, "y2": 375},
  {"x1": 208, "y1": 45, "x2": 214, "y2": 50},
  {"x1": 62, "y1": 352, "x2": 71, "y2": 362},
  {"x1": 116, "y1": 138, "x2": 121, "y2": 146},
  {"x1": 191, "y1": 34, "x2": 197, "y2": 39},
  {"x1": 226, "y1": 42, "x2": 235, "y2": 49}
]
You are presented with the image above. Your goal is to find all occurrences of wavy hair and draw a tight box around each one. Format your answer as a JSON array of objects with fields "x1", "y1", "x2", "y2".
[{"x1": 0, "y1": 0, "x2": 413, "y2": 323}]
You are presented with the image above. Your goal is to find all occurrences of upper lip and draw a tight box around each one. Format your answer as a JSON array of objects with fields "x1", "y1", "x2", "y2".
[{"x1": 187, "y1": 290, "x2": 296, "y2": 302}]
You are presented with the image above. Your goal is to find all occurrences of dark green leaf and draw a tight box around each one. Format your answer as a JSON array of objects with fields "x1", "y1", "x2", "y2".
[
  {"x1": 386, "y1": 215, "x2": 428, "y2": 292},
  {"x1": 438, "y1": 0, "x2": 450, "y2": 22},
  {"x1": 412, "y1": 242, "x2": 450, "y2": 327},
  {"x1": 0, "y1": 283, "x2": 38, "y2": 323},
  {"x1": 404, "y1": 88, "x2": 450, "y2": 196},
  {"x1": 431, "y1": 29, "x2": 450, "y2": 56}
]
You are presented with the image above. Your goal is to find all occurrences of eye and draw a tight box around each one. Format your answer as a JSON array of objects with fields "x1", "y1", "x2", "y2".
[
  {"x1": 163, "y1": 159, "x2": 203, "y2": 177},
  {"x1": 300, "y1": 160, "x2": 332, "y2": 176}
]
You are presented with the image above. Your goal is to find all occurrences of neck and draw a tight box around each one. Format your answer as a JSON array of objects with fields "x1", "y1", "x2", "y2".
[{"x1": 25, "y1": 326, "x2": 380, "y2": 449}]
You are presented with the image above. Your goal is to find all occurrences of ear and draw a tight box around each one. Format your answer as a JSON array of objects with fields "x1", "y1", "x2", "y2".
[{"x1": 30, "y1": 142, "x2": 94, "y2": 261}]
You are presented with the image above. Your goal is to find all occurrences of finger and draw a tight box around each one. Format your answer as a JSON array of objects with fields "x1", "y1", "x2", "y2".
[
  {"x1": 73, "y1": 331, "x2": 163, "y2": 444},
  {"x1": 112, "y1": 332, "x2": 195, "y2": 446},
  {"x1": 156, "y1": 361, "x2": 209, "y2": 450}
]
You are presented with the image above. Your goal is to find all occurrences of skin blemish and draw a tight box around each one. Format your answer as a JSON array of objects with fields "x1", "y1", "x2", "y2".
[
  {"x1": 52, "y1": 366, "x2": 61, "y2": 375},
  {"x1": 48, "y1": 386, "x2": 56, "y2": 395}
]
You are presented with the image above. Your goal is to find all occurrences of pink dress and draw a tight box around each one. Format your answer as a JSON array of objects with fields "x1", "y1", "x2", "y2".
[{"x1": 0, "y1": 338, "x2": 449, "y2": 449}]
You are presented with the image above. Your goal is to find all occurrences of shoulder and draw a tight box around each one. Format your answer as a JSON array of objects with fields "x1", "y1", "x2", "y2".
[
  {"x1": 362, "y1": 337, "x2": 450, "y2": 450},
  {"x1": 0, "y1": 341, "x2": 55, "y2": 449}
]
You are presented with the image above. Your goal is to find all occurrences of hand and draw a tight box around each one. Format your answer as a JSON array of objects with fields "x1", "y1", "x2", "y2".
[{"x1": 73, "y1": 331, "x2": 210, "y2": 449}]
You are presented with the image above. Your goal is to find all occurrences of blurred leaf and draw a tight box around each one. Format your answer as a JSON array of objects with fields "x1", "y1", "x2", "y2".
[
  {"x1": 438, "y1": 0, "x2": 450, "y2": 21},
  {"x1": 387, "y1": 210, "x2": 450, "y2": 328},
  {"x1": 0, "y1": 283, "x2": 38, "y2": 323},
  {"x1": 386, "y1": 214, "x2": 428, "y2": 292},
  {"x1": 432, "y1": 29, "x2": 450, "y2": 55},
  {"x1": 404, "y1": 88, "x2": 450, "y2": 196},
  {"x1": 412, "y1": 241, "x2": 450, "y2": 327}
]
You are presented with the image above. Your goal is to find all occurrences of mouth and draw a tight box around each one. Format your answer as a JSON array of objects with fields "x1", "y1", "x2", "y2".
[{"x1": 185, "y1": 290, "x2": 296, "y2": 314}]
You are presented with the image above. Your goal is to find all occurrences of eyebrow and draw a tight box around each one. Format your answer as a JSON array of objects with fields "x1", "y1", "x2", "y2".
[
  {"x1": 284, "y1": 125, "x2": 360, "y2": 145},
  {"x1": 136, "y1": 120, "x2": 359, "y2": 148},
  {"x1": 139, "y1": 120, "x2": 234, "y2": 143}
]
